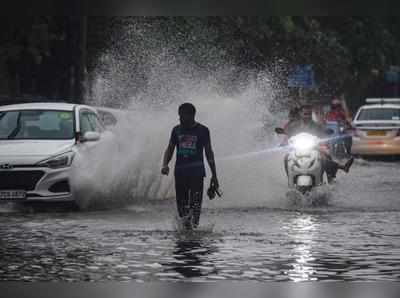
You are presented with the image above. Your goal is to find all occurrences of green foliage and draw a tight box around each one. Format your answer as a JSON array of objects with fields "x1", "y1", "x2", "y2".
[{"x1": 93, "y1": 16, "x2": 400, "y2": 109}]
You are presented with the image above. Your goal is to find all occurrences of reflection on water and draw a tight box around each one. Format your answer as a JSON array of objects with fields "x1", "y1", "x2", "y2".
[
  {"x1": 286, "y1": 215, "x2": 318, "y2": 281},
  {"x1": 166, "y1": 238, "x2": 218, "y2": 278},
  {"x1": 0, "y1": 205, "x2": 400, "y2": 281}
]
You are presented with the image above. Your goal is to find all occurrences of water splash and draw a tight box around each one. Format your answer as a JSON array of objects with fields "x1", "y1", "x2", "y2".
[
  {"x1": 285, "y1": 187, "x2": 333, "y2": 209},
  {"x1": 71, "y1": 20, "x2": 291, "y2": 209}
]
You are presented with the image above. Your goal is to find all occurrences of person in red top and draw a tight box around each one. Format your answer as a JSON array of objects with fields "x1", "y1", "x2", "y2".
[
  {"x1": 325, "y1": 98, "x2": 347, "y2": 122},
  {"x1": 324, "y1": 97, "x2": 353, "y2": 155}
]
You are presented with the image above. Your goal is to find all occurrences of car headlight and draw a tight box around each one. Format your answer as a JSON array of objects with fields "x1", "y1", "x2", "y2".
[{"x1": 37, "y1": 151, "x2": 75, "y2": 169}]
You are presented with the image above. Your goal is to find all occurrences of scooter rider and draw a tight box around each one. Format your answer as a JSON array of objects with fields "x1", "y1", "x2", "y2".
[
  {"x1": 280, "y1": 107, "x2": 300, "y2": 146},
  {"x1": 284, "y1": 107, "x2": 300, "y2": 133},
  {"x1": 325, "y1": 98, "x2": 347, "y2": 122},
  {"x1": 285, "y1": 104, "x2": 354, "y2": 183},
  {"x1": 324, "y1": 97, "x2": 353, "y2": 154}
]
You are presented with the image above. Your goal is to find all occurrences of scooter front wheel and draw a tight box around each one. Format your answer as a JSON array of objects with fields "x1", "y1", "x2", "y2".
[{"x1": 297, "y1": 186, "x2": 312, "y2": 195}]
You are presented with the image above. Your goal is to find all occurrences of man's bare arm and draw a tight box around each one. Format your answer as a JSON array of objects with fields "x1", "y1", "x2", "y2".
[
  {"x1": 205, "y1": 142, "x2": 218, "y2": 186},
  {"x1": 161, "y1": 143, "x2": 175, "y2": 175}
]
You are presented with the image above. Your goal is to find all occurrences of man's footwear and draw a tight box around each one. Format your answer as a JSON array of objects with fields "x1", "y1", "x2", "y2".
[
  {"x1": 181, "y1": 217, "x2": 192, "y2": 230},
  {"x1": 343, "y1": 157, "x2": 354, "y2": 173},
  {"x1": 184, "y1": 222, "x2": 192, "y2": 230},
  {"x1": 181, "y1": 214, "x2": 193, "y2": 230}
]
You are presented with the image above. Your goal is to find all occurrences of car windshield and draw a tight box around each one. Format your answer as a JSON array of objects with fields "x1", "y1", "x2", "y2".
[
  {"x1": 0, "y1": 110, "x2": 74, "y2": 140},
  {"x1": 357, "y1": 108, "x2": 400, "y2": 121}
]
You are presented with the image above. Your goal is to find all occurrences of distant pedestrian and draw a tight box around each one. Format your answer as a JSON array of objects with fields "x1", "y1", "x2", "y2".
[{"x1": 161, "y1": 103, "x2": 220, "y2": 229}]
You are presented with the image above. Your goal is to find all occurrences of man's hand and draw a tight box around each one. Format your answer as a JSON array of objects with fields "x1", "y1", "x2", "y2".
[
  {"x1": 211, "y1": 176, "x2": 219, "y2": 189},
  {"x1": 162, "y1": 143, "x2": 175, "y2": 176},
  {"x1": 161, "y1": 165, "x2": 170, "y2": 176}
]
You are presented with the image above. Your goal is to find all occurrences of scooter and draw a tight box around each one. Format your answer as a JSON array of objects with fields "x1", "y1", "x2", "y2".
[
  {"x1": 275, "y1": 128, "x2": 324, "y2": 194},
  {"x1": 325, "y1": 121, "x2": 352, "y2": 159}
]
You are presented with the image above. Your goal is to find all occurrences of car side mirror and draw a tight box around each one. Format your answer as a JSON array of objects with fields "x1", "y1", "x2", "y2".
[
  {"x1": 81, "y1": 131, "x2": 101, "y2": 142},
  {"x1": 275, "y1": 127, "x2": 286, "y2": 135}
]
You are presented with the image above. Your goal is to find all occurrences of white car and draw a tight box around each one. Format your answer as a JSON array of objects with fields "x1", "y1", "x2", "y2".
[
  {"x1": 352, "y1": 98, "x2": 400, "y2": 156},
  {"x1": 0, "y1": 102, "x2": 113, "y2": 203}
]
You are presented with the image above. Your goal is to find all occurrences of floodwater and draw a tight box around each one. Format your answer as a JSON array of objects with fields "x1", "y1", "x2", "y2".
[
  {"x1": 2, "y1": 19, "x2": 399, "y2": 283},
  {"x1": 1, "y1": 159, "x2": 400, "y2": 282}
]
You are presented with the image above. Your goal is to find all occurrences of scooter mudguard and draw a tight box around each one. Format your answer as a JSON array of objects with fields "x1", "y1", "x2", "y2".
[{"x1": 297, "y1": 175, "x2": 313, "y2": 187}]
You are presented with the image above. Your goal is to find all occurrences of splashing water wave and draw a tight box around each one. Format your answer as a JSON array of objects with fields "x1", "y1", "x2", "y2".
[{"x1": 65, "y1": 20, "x2": 400, "y2": 212}]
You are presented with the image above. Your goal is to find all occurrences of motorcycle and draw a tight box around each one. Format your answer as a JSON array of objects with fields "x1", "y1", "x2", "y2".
[
  {"x1": 325, "y1": 121, "x2": 352, "y2": 159},
  {"x1": 275, "y1": 128, "x2": 324, "y2": 194}
]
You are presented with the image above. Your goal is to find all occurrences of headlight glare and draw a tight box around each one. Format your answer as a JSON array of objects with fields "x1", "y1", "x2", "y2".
[{"x1": 290, "y1": 133, "x2": 318, "y2": 151}]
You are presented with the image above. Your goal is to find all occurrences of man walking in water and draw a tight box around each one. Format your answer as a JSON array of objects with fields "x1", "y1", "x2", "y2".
[{"x1": 161, "y1": 103, "x2": 219, "y2": 229}]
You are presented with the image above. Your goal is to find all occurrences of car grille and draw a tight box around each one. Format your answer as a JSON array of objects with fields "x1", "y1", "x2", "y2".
[{"x1": 0, "y1": 171, "x2": 45, "y2": 191}]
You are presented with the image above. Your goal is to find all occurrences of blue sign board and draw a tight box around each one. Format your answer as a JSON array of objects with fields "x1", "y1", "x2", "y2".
[
  {"x1": 288, "y1": 65, "x2": 316, "y2": 89},
  {"x1": 385, "y1": 66, "x2": 400, "y2": 83}
]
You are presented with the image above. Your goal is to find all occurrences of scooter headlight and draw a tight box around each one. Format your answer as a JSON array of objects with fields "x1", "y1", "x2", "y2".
[
  {"x1": 290, "y1": 133, "x2": 318, "y2": 152},
  {"x1": 37, "y1": 151, "x2": 75, "y2": 169}
]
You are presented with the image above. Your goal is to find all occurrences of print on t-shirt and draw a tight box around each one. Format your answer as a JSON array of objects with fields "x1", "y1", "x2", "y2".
[{"x1": 178, "y1": 134, "x2": 198, "y2": 157}]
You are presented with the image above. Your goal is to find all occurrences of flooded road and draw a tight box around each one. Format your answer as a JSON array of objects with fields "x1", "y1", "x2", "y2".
[{"x1": 1, "y1": 160, "x2": 400, "y2": 282}]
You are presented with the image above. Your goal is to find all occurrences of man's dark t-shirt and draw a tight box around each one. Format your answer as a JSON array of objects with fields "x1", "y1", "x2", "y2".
[{"x1": 170, "y1": 123, "x2": 210, "y2": 177}]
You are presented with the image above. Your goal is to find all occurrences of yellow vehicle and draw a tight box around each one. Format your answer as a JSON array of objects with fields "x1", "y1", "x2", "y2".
[{"x1": 351, "y1": 98, "x2": 400, "y2": 156}]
